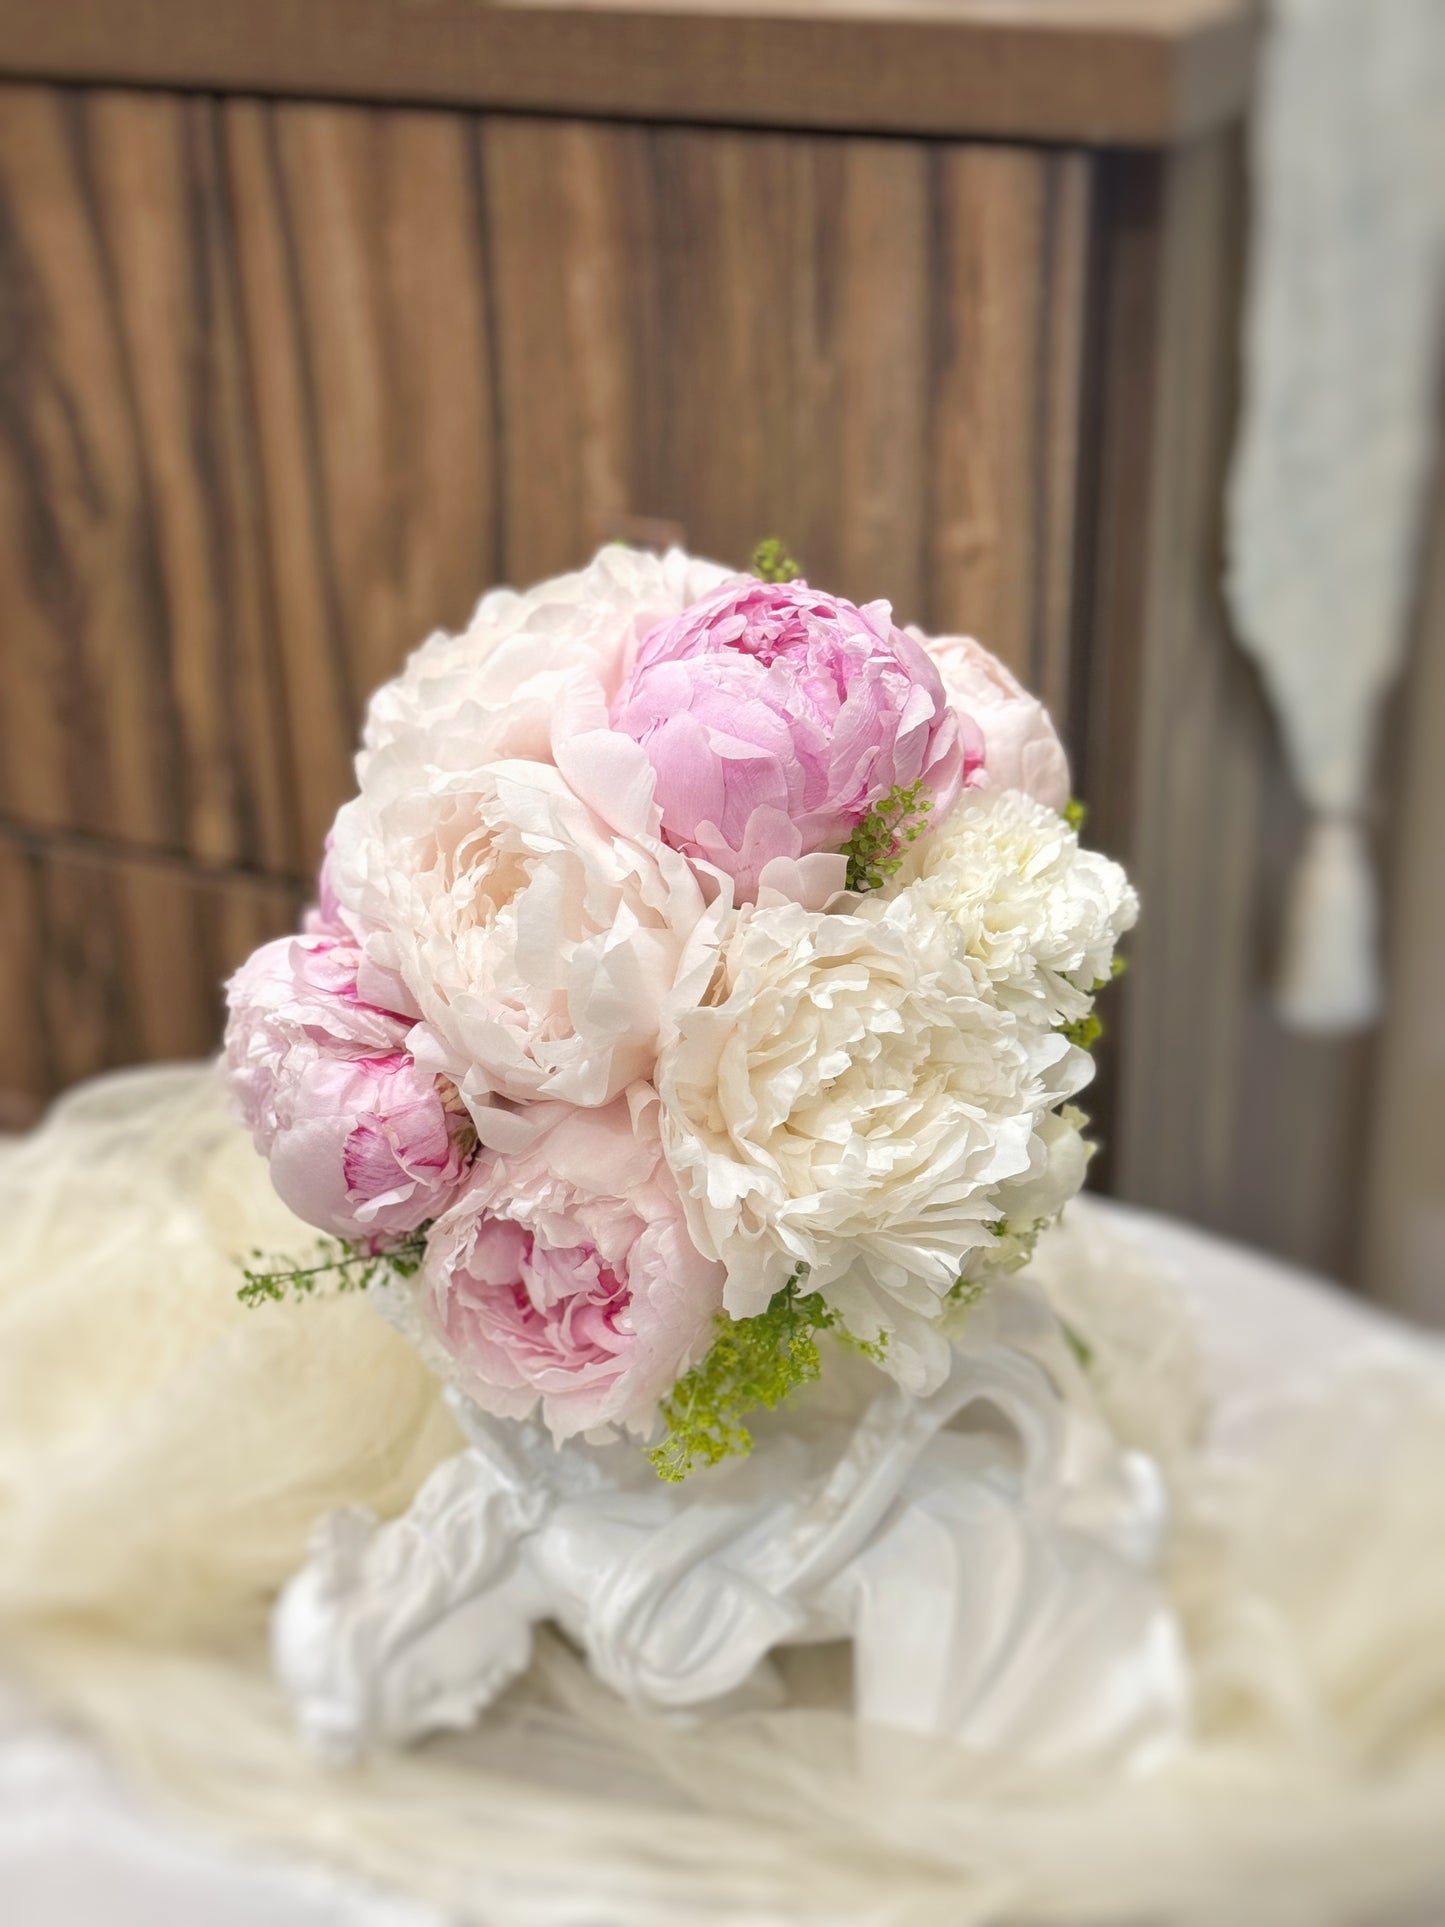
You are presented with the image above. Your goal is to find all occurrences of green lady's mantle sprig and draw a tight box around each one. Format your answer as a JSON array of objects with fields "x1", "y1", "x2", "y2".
[
  {"x1": 237, "y1": 1231, "x2": 429, "y2": 1308},
  {"x1": 1058, "y1": 954, "x2": 1128, "y2": 1053},
  {"x1": 842, "y1": 781, "x2": 934, "y2": 894},
  {"x1": 750, "y1": 536, "x2": 803, "y2": 583},
  {"x1": 649, "y1": 1269, "x2": 886, "y2": 1483}
]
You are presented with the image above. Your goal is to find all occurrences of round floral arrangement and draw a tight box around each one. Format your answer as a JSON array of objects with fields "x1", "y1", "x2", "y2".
[{"x1": 226, "y1": 542, "x2": 1135, "y2": 1478}]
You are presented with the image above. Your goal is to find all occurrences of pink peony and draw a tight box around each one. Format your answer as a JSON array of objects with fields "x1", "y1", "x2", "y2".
[
  {"x1": 915, "y1": 631, "x2": 1070, "y2": 813},
  {"x1": 224, "y1": 934, "x2": 473, "y2": 1243},
  {"x1": 422, "y1": 1096, "x2": 724, "y2": 1440},
  {"x1": 611, "y1": 579, "x2": 979, "y2": 900}
]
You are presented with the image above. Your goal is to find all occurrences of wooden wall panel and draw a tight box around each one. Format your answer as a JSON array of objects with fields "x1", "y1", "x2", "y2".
[
  {"x1": 0, "y1": 85, "x2": 503, "y2": 873},
  {"x1": 480, "y1": 116, "x2": 653, "y2": 584},
  {"x1": 1363, "y1": 460, "x2": 1445, "y2": 1320},
  {"x1": 0, "y1": 826, "x2": 300, "y2": 1110},
  {"x1": 0, "y1": 836, "x2": 47, "y2": 1128},
  {"x1": 925, "y1": 146, "x2": 1091, "y2": 723},
  {"x1": 2, "y1": 88, "x2": 1093, "y2": 880},
  {"x1": 480, "y1": 120, "x2": 1090, "y2": 711},
  {"x1": 0, "y1": 88, "x2": 296, "y2": 868},
  {"x1": 225, "y1": 98, "x2": 502, "y2": 860}
]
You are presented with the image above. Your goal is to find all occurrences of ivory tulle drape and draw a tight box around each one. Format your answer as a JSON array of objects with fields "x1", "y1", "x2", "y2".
[{"x1": 2, "y1": 1065, "x2": 1444, "y2": 1925}]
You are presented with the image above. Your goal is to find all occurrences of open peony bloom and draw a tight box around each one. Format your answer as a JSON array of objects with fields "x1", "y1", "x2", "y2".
[
  {"x1": 421, "y1": 1097, "x2": 724, "y2": 1440},
  {"x1": 915, "y1": 630, "x2": 1070, "y2": 812},
  {"x1": 328, "y1": 757, "x2": 712, "y2": 1124},
  {"x1": 264, "y1": 1051, "x2": 474, "y2": 1244},
  {"x1": 225, "y1": 934, "x2": 405, "y2": 1144},
  {"x1": 224, "y1": 934, "x2": 473, "y2": 1242},
  {"x1": 901, "y1": 788, "x2": 1138, "y2": 1026},
  {"x1": 656, "y1": 894, "x2": 1087, "y2": 1390},
  {"x1": 611, "y1": 579, "x2": 979, "y2": 900}
]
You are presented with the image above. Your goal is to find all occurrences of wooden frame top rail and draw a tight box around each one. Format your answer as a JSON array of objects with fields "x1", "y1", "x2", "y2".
[{"x1": 0, "y1": 0, "x2": 1256, "y2": 145}]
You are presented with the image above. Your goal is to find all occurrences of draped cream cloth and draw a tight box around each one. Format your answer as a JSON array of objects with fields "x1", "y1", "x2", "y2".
[
  {"x1": 1226, "y1": 0, "x2": 1445, "y2": 1032},
  {"x1": 1, "y1": 1064, "x2": 1444, "y2": 1925}
]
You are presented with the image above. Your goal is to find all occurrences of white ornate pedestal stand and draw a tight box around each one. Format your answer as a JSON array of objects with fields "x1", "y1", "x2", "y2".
[{"x1": 276, "y1": 1279, "x2": 1190, "y2": 1773}]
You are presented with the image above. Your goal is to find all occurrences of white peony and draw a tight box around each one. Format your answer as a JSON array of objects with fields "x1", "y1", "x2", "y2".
[
  {"x1": 968, "y1": 1105, "x2": 1094, "y2": 1282},
  {"x1": 656, "y1": 894, "x2": 1084, "y2": 1389},
  {"x1": 899, "y1": 788, "x2": 1138, "y2": 1026},
  {"x1": 331, "y1": 754, "x2": 716, "y2": 1128}
]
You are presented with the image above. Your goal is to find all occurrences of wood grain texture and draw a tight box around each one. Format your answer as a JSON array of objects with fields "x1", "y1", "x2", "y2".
[
  {"x1": 1078, "y1": 134, "x2": 1372, "y2": 1281},
  {"x1": 0, "y1": 0, "x2": 1257, "y2": 147},
  {"x1": 1363, "y1": 458, "x2": 1445, "y2": 1321},
  {"x1": 0, "y1": 85, "x2": 503, "y2": 868},
  {"x1": 925, "y1": 145, "x2": 1093, "y2": 723},
  {"x1": 0, "y1": 822, "x2": 301, "y2": 1100},
  {"x1": 223, "y1": 96, "x2": 502, "y2": 859},
  {"x1": 0, "y1": 87, "x2": 295, "y2": 867},
  {"x1": 3, "y1": 91, "x2": 1093, "y2": 869},
  {"x1": 0, "y1": 834, "x2": 47, "y2": 1127},
  {"x1": 480, "y1": 118, "x2": 1090, "y2": 722}
]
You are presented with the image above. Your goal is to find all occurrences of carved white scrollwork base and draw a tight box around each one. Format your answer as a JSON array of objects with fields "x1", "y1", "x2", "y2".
[{"x1": 274, "y1": 1279, "x2": 1190, "y2": 1772}]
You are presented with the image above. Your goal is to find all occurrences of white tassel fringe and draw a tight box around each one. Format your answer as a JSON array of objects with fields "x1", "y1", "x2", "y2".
[{"x1": 1276, "y1": 814, "x2": 1382, "y2": 1034}]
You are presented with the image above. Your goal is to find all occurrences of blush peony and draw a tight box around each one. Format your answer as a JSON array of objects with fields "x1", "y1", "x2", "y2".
[
  {"x1": 328, "y1": 754, "x2": 714, "y2": 1127},
  {"x1": 914, "y1": 629, "x2": 1070, "y2": 812},
  {"x1": 420, "y1": 1096, "x2": 724, "y2": 1440},
  {"x1": 225, "y1": 933, "x2": 406, "y2": 1145},
  {"x1": 611, "y1": 579, "x2": 979, "y2": 901},
  {"x1": 224, "y1": 934, "x2": 473, "y2": 1242}
]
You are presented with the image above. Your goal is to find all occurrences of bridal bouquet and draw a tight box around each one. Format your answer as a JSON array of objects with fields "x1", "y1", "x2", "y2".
[{"x1": 225, "y1": 543, "x2": 1135, "y2": 1480}]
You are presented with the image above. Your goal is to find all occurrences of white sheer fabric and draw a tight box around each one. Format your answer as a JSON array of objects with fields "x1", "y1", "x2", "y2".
[
  {"x1": 1, "y1": 1065, "x2": 1443, "y2": 1925},
  {"x1": 1226, "y1": 0, "x2": 1445, "y2": 1031},
  {"x1": 0, "y1": 1682, "x2": 443, "y2": 1927}
]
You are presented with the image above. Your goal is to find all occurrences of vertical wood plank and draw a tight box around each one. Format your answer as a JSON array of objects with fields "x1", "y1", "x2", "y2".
[
  {"x1": 35, "y1": 843, "x2": 138, "y2": 1087},
  {"x1": 642, "y1": 124, "x2": 851, "y2": 589},
  {"x1": 480, "y1": 119, "x2": 1082, "y2": 667},
  {"x1": 643, "y1": 125, "x2": 937, "y2": 613},
  {"x1": 1034, "y1": 153, "x2": 1094, "y2": 736},
  {"x1": 81, "y1": 91, "x2": 297, "y2": 870},
  {"x1": 480, "y1": 115, "x2": 648, "y2": 583},
  {"x1": 922, "y1": 145, "x2": 1092, "y2": 735},
  {"x1": 925, "y1": 147, "x2": 1046, "y2": 676},
  {"x1": 225, "y1": 96, "x2": 502, "y2": 865},
  {"x1": 269, "y1": 101, "x2": 502, "y2": 708},
  {"x1": 0, "y1": 85, "x2": 296, "y2": 867},
  {"x1": 34, "y1": 839, "x2": 300, "y2": 1086},
  {"x1": 221, "y1": 95, "x2": 355, "y2": 866},
  {"x1": 1079, "y1": 135, "x2": 1373, "y2": 1281},
  {"x1": 1362, "y1": 468, "x2": 1445, "y2": 1320},
  {"x1": 829, "y1": 139, "x2": 931, "y2": 613},
  {"x1": 0, "y1": 835, "x2": 49, "y2": 1126},
  {"x1": 0, "y1": 84, "x2": 177, "y2": 846}
]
